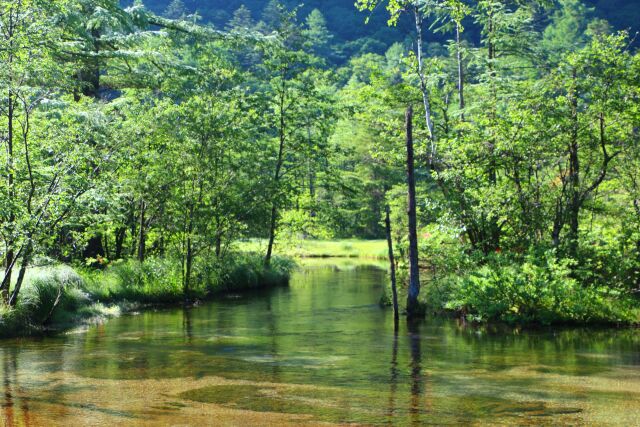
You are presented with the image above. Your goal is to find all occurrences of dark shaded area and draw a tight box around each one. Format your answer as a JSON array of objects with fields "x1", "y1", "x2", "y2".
[{"x1": 125, "y1": 0, "x2": 639, "y2": 57}]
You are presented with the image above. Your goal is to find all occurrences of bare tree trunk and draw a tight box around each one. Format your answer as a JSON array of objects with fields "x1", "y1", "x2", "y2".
[
  {"x1": 412, "y1": 5, "x2": 436, "y2": 164},
  {"x1": 2, "y1": 250, "x2": 13, "y2": 303},
  {"x1": 306, "y1": 123, "x2": 317, "y2": 218},
  {"x1": 552, "y1": 197, "x2": 565, "y2": 248},
  {"x1": 2, "y1": 9, "x2": 17, "y2": 304},
  {"x1": 137, "y1": 199, "x2": 146, "y2": 263},
  {"x1": 456, "y1": 22, "x2": 465, "y2": 121},
  {"x1": 385, "y1": 204, "x2": 399, "y2": 323},
  {"x1": 215, "y1": 216, "x2": 223, "y2": 259},
  {"x1": 265, "y1": 202, "x2": 278, "y2": 267},
  {"x1": 185, "y1": 235, "x2": 192, "y2": 296},
  {"x1": 634, "y1": 199, "x2": 640, "y2": 288},
  {"x1": 129, "y1": 201, "x2": 137, "y2": 257},
  {"x1": 405, "y1": 106, "x2": 421, "y2": 317}
]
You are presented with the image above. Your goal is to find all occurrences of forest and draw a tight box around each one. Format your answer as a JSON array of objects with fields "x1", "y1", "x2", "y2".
[{"x1": 1, "y1": 0, "x2": 640, "y2": 337}]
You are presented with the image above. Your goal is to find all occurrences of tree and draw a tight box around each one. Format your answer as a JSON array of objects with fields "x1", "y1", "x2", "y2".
[
  {"x1": 261, "y1": 46, "x2": 328, "y2": 266},
  {"x1": 226, "y1": 5, "x2": 255, "y2": 32},
  {"x1": 261, "y1": 0, "x2": 283, "y2": 32},
  {"x1": 304, "y1": 9, "x2": 334, "y2": 59},
  {"x1": 385, "y1": 204, "x2": 399, "y2": 323},
  {"x1": 164, "y1": 0, "x2": 186, "y2": 19},
  {"x1": 404, "y1": 105, "x2": 421, "y2": 317},
  {"x1": 543, "y1": 0, "x2": 592, "y2": 56},
  {"x1": 0, "y1": 0, "x2": 96, "y2": 305}
]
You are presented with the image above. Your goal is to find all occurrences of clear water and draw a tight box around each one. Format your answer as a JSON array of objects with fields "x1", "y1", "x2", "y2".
[{"x1": 1, "y1": 264, "x2": 639, "y2": 425}]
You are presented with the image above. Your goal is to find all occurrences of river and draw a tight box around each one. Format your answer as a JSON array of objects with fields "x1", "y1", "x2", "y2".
[{"x1": 1, "y1": 263, "x2": 639, "y2": 425}]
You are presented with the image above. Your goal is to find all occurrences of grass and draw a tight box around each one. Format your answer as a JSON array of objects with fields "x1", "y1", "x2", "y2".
[
  {"x1": 0, "y1": 265, "x2": 121, "y2": 338},
  {"x1": 236, "y1": 238, "x2": 388, "y2": 259},
  {"x1": 0, "y1": 253, "x2": 295, "y2": 338}
]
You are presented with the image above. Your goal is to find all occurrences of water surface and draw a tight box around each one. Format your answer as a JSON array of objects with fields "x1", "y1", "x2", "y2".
[{"x1": 1, "y1": 264, "x2": 639, "y2": 425}]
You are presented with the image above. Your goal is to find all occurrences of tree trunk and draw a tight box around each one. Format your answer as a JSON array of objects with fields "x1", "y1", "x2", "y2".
[
  {"x1": 405, "y1": 106, "x2": 421, "y2": 317},
  {"x1": 385, "y1": 204, "x2": 399, "y2": 323},
  {"x1": 3, "y1": 92, "x2": 15, "y2": 303},
  {"x1": 184, "y1": 235, "x2": 192, "y2": 297},
  {"x1": 307, "y1": 124, "x2": 317, "y2": 218},
  {"x1": 114, "y1": 227, "x2": 126, "y2": 260},
  {"x1": 634, "y1": 200, "x2": 640, "y2": 288},
  {"x1": 2, "y1": 250, "x2": 13, "y2": 303},
  {"x1": 137, "y1": 199, "x2": 146, "y2": 263},
  {"x1": 552, "y1": 198, "x2": 564, "y2": 248},
  {"x1": 83, "y1": 235, "x2": 104, "y2": 261},
  {"x1": 215, "y1": 217, "x2": 223, "y2": 259},
  {"x1": 9, "y1": 242, "x2": 32, "y2": 307},
  {"x1": 412, "y1": 5, "x2": 436, "y2": 164},
  {"x1": 265, "y1": 203, "x2": 278, "y2": 267},
  {"x1": 103, "y1": 233, "x2": 110, "y2": 260},
  {"x1": 456, "y1": 22, "x2": 465, "y2": 121}
]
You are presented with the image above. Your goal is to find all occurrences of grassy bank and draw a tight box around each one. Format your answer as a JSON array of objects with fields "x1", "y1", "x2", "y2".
[
  {"x1": 0, "y1": 253, "x2": 294, "y2": 338},
  {"x1": 237, "y1": 239, "x2": 387, "y2": 259}
]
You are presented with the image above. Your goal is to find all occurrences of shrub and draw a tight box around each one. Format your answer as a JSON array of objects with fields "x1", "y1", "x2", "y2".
[{"x1": 431, "y1": 250, "x2": 638, "y2": 325}]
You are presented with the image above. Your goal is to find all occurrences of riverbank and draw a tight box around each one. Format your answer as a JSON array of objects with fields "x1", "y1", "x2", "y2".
[
  {"x1": 417, "y1": 251, "x2": 640, "y2": 327},
  {"x1": 0, "y1": 254, "x2": 294, "y2": 338},
  {"x1": 236, "y1": 239, "x2": 388, "y2": 259}
]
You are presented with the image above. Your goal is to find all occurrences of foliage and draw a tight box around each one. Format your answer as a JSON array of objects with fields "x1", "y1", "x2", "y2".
[
  {"x1": 435, "y1": 251, "x2": 638, "y2": 325},
  {"x1": 1, "y1": 0, "x2": 639, "y2": 330}
]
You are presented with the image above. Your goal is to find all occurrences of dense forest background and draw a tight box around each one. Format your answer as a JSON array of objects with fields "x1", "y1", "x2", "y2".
[{"x1": 126, "y1": 0, "x2": 640, "y2": 60}]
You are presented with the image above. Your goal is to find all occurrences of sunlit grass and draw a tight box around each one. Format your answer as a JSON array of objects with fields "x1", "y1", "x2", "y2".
[{"x1": 236, "y1": 239, "x2": 387, "y2": 259}]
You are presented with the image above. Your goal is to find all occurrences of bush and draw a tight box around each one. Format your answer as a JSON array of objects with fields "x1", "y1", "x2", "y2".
[
  {"x1": 429, "y1": 250, "x2": 639, "y2": 325},
  {"x1": 574, "y1": 228, "x2": 640, "y2": 291}
]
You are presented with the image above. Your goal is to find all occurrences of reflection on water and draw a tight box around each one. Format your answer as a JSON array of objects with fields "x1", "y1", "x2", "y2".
[
  {"x1": 407, "y1": 320, "x2": 423, "y2": 425},
  {"x1": 0, "y1": 263, "x2": 639, "y2": 425}
]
